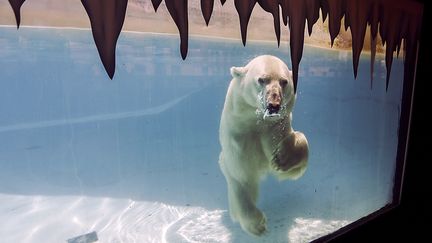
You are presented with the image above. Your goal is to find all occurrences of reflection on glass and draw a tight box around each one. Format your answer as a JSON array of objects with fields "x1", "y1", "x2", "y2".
[{"x1": 0, "y1": 25, "x2": 404, "y2": 242}]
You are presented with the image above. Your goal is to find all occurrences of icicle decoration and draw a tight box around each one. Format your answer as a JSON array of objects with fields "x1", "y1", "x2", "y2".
[{"x1": 6, "y1": 0, "x2": 422, "y2": 92}]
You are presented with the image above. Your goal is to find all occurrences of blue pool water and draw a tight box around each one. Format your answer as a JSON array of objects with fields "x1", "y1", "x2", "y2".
[{"x1": 0, "y1": 26, "x2": 404, "y2": 242}]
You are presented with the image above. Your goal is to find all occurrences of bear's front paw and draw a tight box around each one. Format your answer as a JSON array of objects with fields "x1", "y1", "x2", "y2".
[
  {"x1": 271, "y1": 146, "x2": 293, "y2": 172},
  {"x1": 271, "y1": 131, "x2": 309, "y2": 172},
  {"x1": 240, "y1": 209, "x2": 267, "y2": 236}
]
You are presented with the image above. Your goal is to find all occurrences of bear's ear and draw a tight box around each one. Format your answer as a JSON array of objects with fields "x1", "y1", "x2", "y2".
[{"x1": 230, "y1": 66, "x2": 248, "y2": 79}]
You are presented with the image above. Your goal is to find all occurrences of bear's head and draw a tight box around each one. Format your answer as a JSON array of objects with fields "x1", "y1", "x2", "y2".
[{"x1": 230, "y1": 55, "x2": 295, "y2": 120}]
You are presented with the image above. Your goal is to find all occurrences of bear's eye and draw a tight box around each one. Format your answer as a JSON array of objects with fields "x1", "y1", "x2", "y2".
[
  {"x1": 280, "y1": 79, "x2": 288, "y2": 88},
  {"x1": 258, "y1": 77, "x2": 270, "y2": 85}
]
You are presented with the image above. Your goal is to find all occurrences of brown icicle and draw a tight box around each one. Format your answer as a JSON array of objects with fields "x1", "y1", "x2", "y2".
[
  {"x1": 8, "y1": 0, "x2": 26, "y2": 28},
  {"x1": 305, "y1": 0, "x2": 320, "y2": 36},
  {"x1": 345, "y1": 0, "x2": 370, "y2": 79},
  {"x1": 234, "y1": 0, "x2": 257, "y2": 46},
  {"x1": 320, "y1": 0, "x2": 328, "y2": 23},
  {"x1": 151, "y1": 0, "x2": 162, "y2": 12},
  {"x1": 279, "y1": 0, "x2": 288, "y2": 26},
  {"x1": 368, "y1": 1, "x2": 379, "y2": 88},
  {"x1": 379, "y1": 1, "x2": 401, "y2": 90},
  {"x1": 326, "y1": 0, "x2": 345, "y2": 47},
  {"x1": 165, "y1": 0, "x2": 189, "y2": 59},
  {"x1": 81, "y1": 0, "x2": 128, "y2": 79},
  {"x1": 258, "y1": 0, "x2": 281, "y2": 46},
  {"x1": 201, "y1": 0, "x2": 214, "y2": 26},
  {"x1": 395, "y1": 18, "x2": 408, "y2": 59},
  {"x1": 368, "y1": 1, "x2": 379, "y2": 39},
  {"x1": 284, "y1": 0, "x2": 307, "y2": 92}
]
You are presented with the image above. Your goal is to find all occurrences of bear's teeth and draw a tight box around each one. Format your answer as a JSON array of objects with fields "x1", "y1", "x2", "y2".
[{"x1": 263, "y1": 109, "x2": 280, "y2": 120}]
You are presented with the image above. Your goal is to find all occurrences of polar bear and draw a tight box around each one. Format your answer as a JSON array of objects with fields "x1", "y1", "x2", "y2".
[{"x1": 218, "y1": 55, "x2": 309, "y2": 236}]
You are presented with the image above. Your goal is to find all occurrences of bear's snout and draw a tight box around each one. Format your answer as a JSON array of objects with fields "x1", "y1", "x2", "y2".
[{"x1": 266, "y1": 84, "x2": 282, "y2": 114}]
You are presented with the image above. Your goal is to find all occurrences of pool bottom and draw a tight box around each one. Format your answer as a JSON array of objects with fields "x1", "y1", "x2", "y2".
[{"x1": 0, "y1": 193, "x2": 351, "y2": 243}]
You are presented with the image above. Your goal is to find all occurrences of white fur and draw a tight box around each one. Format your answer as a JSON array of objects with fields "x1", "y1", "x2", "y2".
[{"x1": 218, "y1": 55, "x2": 309, "y2": 236}]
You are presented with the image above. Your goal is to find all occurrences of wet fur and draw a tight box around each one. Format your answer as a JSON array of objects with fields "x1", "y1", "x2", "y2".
[{"x1": 218, "y1": 55, "x2": 309, "y2": 236}]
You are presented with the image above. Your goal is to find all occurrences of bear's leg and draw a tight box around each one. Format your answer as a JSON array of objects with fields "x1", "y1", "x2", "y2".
[
  {"x1": 219, "y1": 152, "x2": 267, "y2": 235},
  {"x1": 223, "y1": 177, "x2": 266, "y2": 234},
  {"x1": 272, "y1": 131, "x2": 309, "y2": 180},
  {"x1": 227, "y1": 176, "x2": 267, "y2": 236}
]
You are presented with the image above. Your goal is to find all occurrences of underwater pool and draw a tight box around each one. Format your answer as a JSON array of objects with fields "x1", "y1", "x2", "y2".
[{"x1": 0, "y1": 26, "x2": 404, "y2": 243}]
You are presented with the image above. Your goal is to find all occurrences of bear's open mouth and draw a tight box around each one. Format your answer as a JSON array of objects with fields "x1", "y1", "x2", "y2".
[
  {"x1": 267, "y1": 104, "x2": 280, "y2": 115},
  {"x1": 263, "y1": 106, "x2": 281, "y2": 119}
]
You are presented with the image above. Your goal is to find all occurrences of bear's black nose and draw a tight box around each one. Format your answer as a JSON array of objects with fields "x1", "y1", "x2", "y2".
[{"x1": 267, "y1": 104, "x2": 280, "y2": 114}]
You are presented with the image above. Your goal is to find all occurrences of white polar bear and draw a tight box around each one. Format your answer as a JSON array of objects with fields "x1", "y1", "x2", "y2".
[{"x1": 218, "y1": 55, "x2": 309, "y2": 236}]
